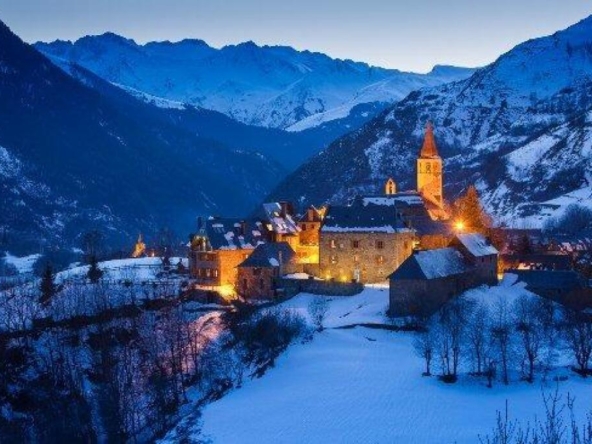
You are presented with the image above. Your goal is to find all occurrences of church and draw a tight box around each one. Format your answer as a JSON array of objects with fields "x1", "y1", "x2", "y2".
[{"x1": 319, "y1": 123, "x2": 452, "y2": 284}]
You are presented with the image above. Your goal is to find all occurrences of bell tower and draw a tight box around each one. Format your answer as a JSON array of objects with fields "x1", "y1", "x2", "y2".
[{"x1": 416, "y1": 122, "x2": 443, "y2": 208}]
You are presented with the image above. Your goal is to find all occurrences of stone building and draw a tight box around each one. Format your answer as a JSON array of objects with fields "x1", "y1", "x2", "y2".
[
  {"x1": 450, "y1": 233, "x2": 498, "y2": 285},
  {"x1": 389, "y1": 233, "x2": 499, "y2": 317},
  {"x1": 320, "y1": 204, "x2": 415, "y2": 283},
  {"x1": 237, "y1": 242, "x2": 297, "y2": 300},
  {"x1": 189, "y1": 217, "x2": 264, "y2": 286},
  {"x1": 297, "y1": 206, "x2": 324, "y2": 264},
  {"x1": 416, "y1": 122, "x2": 443, "y2": 209},
  {"x1": 189, "y1": 201, "x2": 315, "y2": 289}
]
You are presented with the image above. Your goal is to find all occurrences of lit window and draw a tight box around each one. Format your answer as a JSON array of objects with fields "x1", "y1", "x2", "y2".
[
  {"x1": 330, "y1": 239, "x2": 337, "y2": 249},
  {"x1": 330, "y1": 255, "x2": 338, "y2": 264},
  {"x1": 377, "y1": 255, "x2": 384, "y2": 265},
  {"x1": 354, "y1": 255, "x2": 359, "y2": 263}
]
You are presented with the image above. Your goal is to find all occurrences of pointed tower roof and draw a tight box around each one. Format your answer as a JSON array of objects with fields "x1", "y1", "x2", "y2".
[{"x1": 420, "y1": 122, "x2": 439, "y2": 158}]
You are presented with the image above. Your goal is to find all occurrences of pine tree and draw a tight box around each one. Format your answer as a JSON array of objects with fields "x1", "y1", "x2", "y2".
[
  {"x1": 453, "y1": 185, "x2": 491, "y2": 233},
  {"x1": 87, "y1": 255, "x2": 103, "y2": 284},
  {"x1": 39, "y1": 263, "x2": 57, "y2": 305}
]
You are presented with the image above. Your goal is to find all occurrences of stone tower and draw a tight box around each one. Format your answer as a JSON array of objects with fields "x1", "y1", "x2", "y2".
[{"x1": 416, "y1": 123, "x2": 443, "y2": 208}]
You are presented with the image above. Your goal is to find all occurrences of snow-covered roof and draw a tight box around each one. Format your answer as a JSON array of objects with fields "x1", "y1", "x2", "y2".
[
  {"x1": 390, "y1": 248, "x2": 470, "y2": 280},
  {"x1": 455, "y1": 233, "x2": 498, "y2": 257},
  {"x1": 321, "y1": 205, "x2": 411, "y2": 234},
  {"x1": 202, "y1": 218, "x2": 265, "y2": 250},
  {"x1": 238, "y1": 242, "x2": 296, "y2": 268},
  {"x1": 262, "y1": 202, "x2": 300, "y2": 235}
]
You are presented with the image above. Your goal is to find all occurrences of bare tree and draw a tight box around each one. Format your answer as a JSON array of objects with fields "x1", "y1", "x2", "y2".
[
  {"x1": 435, "y1": 297, "x2": 472, "y2": 382},
  {"x1": 467, "y1": 302, "x2": 490, "y2": 375},
  {"x1": 514, "y1": 295, "x2": 545, "y2": 383},
  {"x1": 308, "y1": 296, "x2": 330, "y2": 332},
  {"x1": 413, "y1": 320, "x2": 437, "y2": 376},
  {"x1": 562, "y1": 308, "x2": 592, "y2": 376},
  {"x1": 491, "y1": 298, "x2": 513, "y2": 385}
]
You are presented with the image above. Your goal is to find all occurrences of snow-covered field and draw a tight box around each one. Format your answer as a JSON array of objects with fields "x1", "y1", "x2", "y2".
[
  {"x1": 1, "y1": 252, "x2": 41, "y2": 275},
  {"x1": 171, "y1": 279, "x2": 592, "y2": 444}
]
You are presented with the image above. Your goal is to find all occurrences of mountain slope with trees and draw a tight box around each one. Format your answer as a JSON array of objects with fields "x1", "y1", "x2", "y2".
[
  {"x1": 0, "y1": 20, "x2": 283, "y2": 252},
  {"x1": 267, "y1": 15, "x2": 592, "y2": 227}
]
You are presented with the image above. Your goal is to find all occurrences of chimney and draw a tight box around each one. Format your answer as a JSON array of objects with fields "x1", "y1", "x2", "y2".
[
  {"x1": 240, "y1": 220, "x2": 247, "y2": 236},
  {"x1": 281, "y1": 201, "x2": 295, "y2": 218}
]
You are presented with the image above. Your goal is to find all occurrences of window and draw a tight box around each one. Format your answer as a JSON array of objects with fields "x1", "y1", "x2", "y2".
[
  {"x1": 302, "y1": 224, "x2": 307, "y2": 231},
  {"x1": 330, "y1": 255, "x2": 338, "y2": 264},
  {"x1": 242, "y1": 279, "x2": 247, "y2": 289},
  {"x1": 330, "y1": 239, "x2": 337, "y2": 249},
  {"x1": 376, "y1": 240, "x2": 384, "y2": 250},
  {"x1": 426, "y1": 163, "x2": 432, "y2": 173},
  {"x1": 259, "y1": 278, "x2": 265, "y2": 290},
  {"x1": 213, "y1": 269, "x2": 219, "y2": 278},
  {"x1": 253, "y1": 268, "x2": 262, "y2": 276},
  {"x1": 352, "y1": 240, "x2": 360, "y2": 249},
  {"x1": 377, "y1": 255, "x2": 385, "y2": 265},
  {"x1": 354, "y1": 254, "x2": 360, "y2": 263}
]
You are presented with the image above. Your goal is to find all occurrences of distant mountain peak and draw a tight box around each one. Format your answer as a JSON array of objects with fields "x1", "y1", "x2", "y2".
[{"x1": 35, "y1": 33, "x2": 474, "y2": 130}]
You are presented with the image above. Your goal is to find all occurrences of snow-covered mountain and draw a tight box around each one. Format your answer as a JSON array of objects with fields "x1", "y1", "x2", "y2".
[
  {"x1": 268, "y1": 15, "x2": 592, "y2": 227},
  {"x1": 35, "y1": 36, "x2": 474, "y2": 130},
  {"x1": 0, "y1": 20, "x2": 285, "y2": 253}
]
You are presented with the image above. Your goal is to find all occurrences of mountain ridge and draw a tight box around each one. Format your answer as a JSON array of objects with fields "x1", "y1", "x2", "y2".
[
  {"x1": 266, "y1": 14, "x2": 592, "y2": 228},
  {"x1": 35, "y1": 34, "x2": 475, "y2": 131}
]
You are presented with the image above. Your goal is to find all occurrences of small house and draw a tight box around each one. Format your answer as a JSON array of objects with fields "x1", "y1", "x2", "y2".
[{"x1": 237, "y1": 242, "x2": 297, "y2": 300}]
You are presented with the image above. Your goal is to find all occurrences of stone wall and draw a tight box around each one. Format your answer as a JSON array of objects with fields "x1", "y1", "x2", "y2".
[
  {"x1": 238, "y1": 266, "x2": 278, "y2": 300},
  {"x1": 278, "y1": 278, "x2": 364, "y2": 299},
  {"x1": 319, "y1": 231, "x2": 415, "y2": 283},
  {"x1": 389, "y1": 273, "x2": 473, "y2": 318}
]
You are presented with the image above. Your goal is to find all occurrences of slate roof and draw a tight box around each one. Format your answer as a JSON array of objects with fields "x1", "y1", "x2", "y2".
[
  {"x1": 261, "y1": 202, "x2": 300, "y2": 235},
  {"x1": 321, "y1": 204, "x2": 412, "y2": 234},
  {"x1": 511, "y1": 270, "x2": 586, "y2": 292},
  {"x1": 238, "y1": 242, "x2": 296, "y2": 268},
  {"x1": 455, "y1": 233, "x2": 498, "y2": 257},
  {"x1": 389, "y1": 248, "x2": 470, "y2": 280},
  {"x1": 202, "y1": 218, "x2": 265, "y2": 250},
  {"x1": 358, "y1": 192, "x2": 451, "y2": 236}
]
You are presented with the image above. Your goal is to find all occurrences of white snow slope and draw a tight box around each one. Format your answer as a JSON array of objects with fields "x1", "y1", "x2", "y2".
[{"x1": 163, "y1": 279, "x2": 592, "y2": 443}]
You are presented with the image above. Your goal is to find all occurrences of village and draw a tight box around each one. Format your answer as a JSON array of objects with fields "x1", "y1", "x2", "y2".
[{"x1": 175, "y1": 124, "x2": 592, "y2": 318}]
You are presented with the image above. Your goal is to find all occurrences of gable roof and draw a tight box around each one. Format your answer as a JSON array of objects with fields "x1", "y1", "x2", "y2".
[
  {"x1": 454, "y1": 233, "x2": 498, "y2": 257},
  {"x1": 358, "y1": 192, "x2": 451, "y2": 236},
  {"x1": 203, "y1": 218, "x2": 265, "y2": 250},
  {"x1": 238, "y1": 242, "x2": 296, "y2": 268},
  {"x1": 389, "y1": 248, "x2": 470, "y2": 280},
  {"x1": 321, "y1": 204, "x2": 411, "y2": 234}
]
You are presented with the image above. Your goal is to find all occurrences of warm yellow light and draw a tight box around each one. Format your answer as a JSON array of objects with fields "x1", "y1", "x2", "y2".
[{"x1": 455, "y1": 221, "x2": 465, "y2": 232}]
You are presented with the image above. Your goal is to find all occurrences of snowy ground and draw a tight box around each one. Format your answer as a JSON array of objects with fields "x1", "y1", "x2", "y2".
[
  {"x1": 170, "y1": 278, "x2": 592, "y2": 444},
  {"x1": 1, "y1": 252, "x2": 41, "y2": 275}
]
